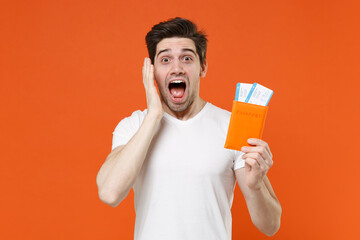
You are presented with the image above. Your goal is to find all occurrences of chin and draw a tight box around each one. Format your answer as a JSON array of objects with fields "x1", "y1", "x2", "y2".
[
  {"x1": 168, "y1": 103, "x2": 189, "y2": 112},
  {"x1": 166, "y1": 99, "x2": 193, "y2": 113}
]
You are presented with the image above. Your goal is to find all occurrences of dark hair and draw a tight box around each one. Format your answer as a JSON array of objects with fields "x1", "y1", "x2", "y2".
[{"x1": 145, "y1": 17, "x2": 208, "y2": 66}]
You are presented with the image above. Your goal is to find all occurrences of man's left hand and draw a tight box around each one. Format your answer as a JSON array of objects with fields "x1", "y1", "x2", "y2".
[{"x1": 241, "y1": 138, "x2": 273, "y2": 191}]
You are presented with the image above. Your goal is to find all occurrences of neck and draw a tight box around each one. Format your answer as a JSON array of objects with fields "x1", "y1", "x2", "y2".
[{"x1": 163, "y1": 98, "x2": 206, "y2": 121}]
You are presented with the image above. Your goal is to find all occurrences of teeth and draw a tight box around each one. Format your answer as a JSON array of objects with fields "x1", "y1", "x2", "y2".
[{"x1": 171, "y1": 80, "x2": 184, "y2": 83}]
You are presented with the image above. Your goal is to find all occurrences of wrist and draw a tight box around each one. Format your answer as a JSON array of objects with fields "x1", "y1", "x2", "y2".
[{"x1": 146, "y1": 109, "x2": 163, "y2": 123}]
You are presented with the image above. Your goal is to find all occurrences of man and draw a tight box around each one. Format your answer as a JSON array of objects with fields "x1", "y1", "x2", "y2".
[{"x1": 96, "y1": 17, "x2": 282, "y2": 239}]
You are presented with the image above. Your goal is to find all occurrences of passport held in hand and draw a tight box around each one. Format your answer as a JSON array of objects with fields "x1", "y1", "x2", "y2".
[{"x1": 224, "y1": 83, "x2": 273, "y2": 151}]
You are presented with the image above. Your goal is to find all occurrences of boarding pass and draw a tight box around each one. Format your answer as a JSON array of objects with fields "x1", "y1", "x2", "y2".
[{"x1": 235, "y1": 83, "x2": 273, "y2": 106}]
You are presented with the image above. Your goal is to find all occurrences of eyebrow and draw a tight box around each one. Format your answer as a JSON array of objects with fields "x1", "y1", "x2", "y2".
[{"x1": 156, "y1": 48, "x2": 197, "y2": 58}]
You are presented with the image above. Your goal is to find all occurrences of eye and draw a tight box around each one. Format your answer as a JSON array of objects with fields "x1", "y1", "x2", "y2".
[
  {"x1": 183, "y1": 56, "x2": 192, "y2": 62},
  {"x1": 161, "y1": 57, "x2": 170, "y2": 63}
]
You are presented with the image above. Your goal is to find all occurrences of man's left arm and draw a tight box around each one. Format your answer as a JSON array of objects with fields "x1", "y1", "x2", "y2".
[{"x1": 235, "y1": 138, "x2": 282, "y2": 236}]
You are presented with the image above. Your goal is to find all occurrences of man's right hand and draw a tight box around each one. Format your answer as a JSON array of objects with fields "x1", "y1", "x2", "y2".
[
  {"x1": 142, "y1": 57, "x2": 164, "y2": 118},
  {"x1": 97, "y1": 58, "x2": 165, "y2": 207}
]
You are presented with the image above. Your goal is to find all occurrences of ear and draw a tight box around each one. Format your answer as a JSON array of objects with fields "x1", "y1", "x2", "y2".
[{"x1": 200, "y1": 59, "x2": 208, "y2": 78}]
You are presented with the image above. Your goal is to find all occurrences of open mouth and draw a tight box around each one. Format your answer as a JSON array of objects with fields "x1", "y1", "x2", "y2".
[{"x1": 168, "y1": 80, "x2": 187, "y2": 100}]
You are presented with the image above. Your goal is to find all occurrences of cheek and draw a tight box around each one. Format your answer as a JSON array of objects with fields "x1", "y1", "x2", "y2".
[
  {"x1": 188, "y1": 69, "x2": 201, "y2": 80},
  {"x1": 153, "y1": 73, "x2": 165, "y2": 89},
  {"x1": 154, "y1": 74, "x2": 163, "y2": 86},
  {"x1": 153, "y1": 70, "x2": 160, "y2": 82},
  {"x1": 154, "y1": 67, "x2": 165, "y2": 80},
  {"x1": 186, "y1": 65, "x2": 201, "y2": 76}
]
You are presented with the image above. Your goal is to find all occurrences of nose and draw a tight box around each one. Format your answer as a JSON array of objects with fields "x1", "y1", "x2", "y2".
[{"x1": 170, "y1": 59, "x2": 185, "y2": 75}]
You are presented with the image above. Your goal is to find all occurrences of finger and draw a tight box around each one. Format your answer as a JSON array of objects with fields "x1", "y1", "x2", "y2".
[
  {"x1": 243, "y1": 152, "x2": 272, "y2": 173},
  {"x1": 143, "y1": 58, "x2": 148, "y2": 87},
  {"x1": 144, "y1": 58, "x2": 153, "y2": 90},
  {"x1": 143, "y1": 57, "x2": 149, "y2": 73},
  {"x1": 244, "y1": 157, "x2": 260, "y2": 171},
  {"x1": 247, "y1": 138, "x2": 272, "y2": 158},
  {"x1": 241, "y1": 146, "x2": 271, "y2": 162},
  {"x1": 145, "y1": 58, "x2": 150, "y2": 82},
  {"x1": 243, "y1": 150, "x2": 273, "y2": 168},
  {"x1": 243, "y1": 152, "x2": 266, "y2": 166},
  {"x1": 143, "y1": 57, "x2": 147, "y2": 70},
  {"x1": 146, "y1": 60, "x2": 155, "y2": 88},
  {"x1": 149, "y1": 64, "x2": 154, "y2": 85}
]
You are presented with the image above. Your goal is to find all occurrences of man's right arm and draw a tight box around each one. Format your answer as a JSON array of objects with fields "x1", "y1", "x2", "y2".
[{"x1": 96, "y1": 58, "x2": 163, "y2": 207}]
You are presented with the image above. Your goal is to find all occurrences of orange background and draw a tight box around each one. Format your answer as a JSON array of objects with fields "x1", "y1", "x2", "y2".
[{"x1": 1, "y1": 0, "x2": 360, "y2": 239}]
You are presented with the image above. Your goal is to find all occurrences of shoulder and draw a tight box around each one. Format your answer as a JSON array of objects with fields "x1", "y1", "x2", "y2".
[
  {"x1": 121, "y1": 109, "x2": 147, "y2": 125},
  {"x1": 111, "y1": 109, "x2": 147, "y2": 150},
  {"x1": 206, "y1": 103, "x2": 231, "y2": 121},
  {"x1": 204, "y1": 103, "x2": 232, "y2": 131},
  {"x1": 113, "y1": 109, "x2": 147, "y2": 133}
]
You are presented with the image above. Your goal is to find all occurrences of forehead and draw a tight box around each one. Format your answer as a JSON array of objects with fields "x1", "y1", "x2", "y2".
[{"x1": 156, "y1": 37, "x2": 196, "y2": 55}]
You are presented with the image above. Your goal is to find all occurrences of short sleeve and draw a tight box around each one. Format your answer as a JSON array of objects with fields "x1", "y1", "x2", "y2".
[
  {"x1": 233, "y1": 150, "x2": 245, "y2": 170},
  {"x1": 111, "y1": 110, "x2": 147, "y2": 150}
]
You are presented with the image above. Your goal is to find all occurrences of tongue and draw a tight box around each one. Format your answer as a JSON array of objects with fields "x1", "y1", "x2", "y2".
[{"x1": 170, "y1": 87, "x2": 185, "y2": 98}]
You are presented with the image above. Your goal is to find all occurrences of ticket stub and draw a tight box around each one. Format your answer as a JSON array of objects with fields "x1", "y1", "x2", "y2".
[
  {"x1": 235, "y1": 83, "x2": 252, "y2": 102},
  {"x1": 235, "y1": 83, "x2": 240, "y2": 101},
  {"x1": 245, "y1": 83, "x2": 273, "y2": 106}
]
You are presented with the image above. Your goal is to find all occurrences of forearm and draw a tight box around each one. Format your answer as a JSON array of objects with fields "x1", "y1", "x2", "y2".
[
  {"x1": 96, "y1": 112, "x2": 162, "y2": 207},
  {"x1": 244, "y1": 178, "x2": 282, "y2": 236}
]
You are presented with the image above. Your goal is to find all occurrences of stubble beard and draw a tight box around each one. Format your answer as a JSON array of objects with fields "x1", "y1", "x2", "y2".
[{"x1": 157, "y1": 74, "x2": 196, "y2": 113}]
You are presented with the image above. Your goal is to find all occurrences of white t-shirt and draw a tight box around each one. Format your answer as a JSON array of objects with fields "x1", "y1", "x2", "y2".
[{"x1": 112, "y1": 103, "x2": 245, "y2": 240}]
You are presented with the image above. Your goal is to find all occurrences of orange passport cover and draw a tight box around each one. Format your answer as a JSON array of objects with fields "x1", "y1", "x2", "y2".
[{"x1": 224, "y1": 101, "x2": 268, "y2": 151}]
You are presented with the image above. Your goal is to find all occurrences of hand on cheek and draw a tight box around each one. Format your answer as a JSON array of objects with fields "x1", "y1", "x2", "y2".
[{"x1": 142, "y1": 57, "x2": 164, "y2": 118}]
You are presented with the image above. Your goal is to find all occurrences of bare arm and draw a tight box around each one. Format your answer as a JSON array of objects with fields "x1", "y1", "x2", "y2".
[
  {"x1": 236, "y1": 170, "x2": 281, "y2": 236},
  {"x1": 96, "y1": 58, "x2": 163, "y2": 207},
  {"x1": 236, "y1": 138, "x2": 282, "y2": 236}
]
